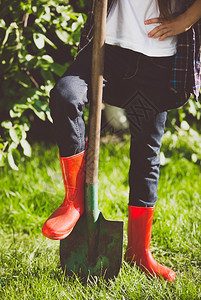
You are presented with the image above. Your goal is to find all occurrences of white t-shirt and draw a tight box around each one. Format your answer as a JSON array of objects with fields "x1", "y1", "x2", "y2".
[{"x1": 105, "y1": 0, "x2": 180, "y2": 57}]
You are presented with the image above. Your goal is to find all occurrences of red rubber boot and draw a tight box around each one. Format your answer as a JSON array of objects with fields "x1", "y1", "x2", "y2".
[
  {"x1": 42, "y1": 150, "x2": 85, "y2": 240},
  {"x1": 125, "y1": 206, "x2": 176, "y2": 282}
]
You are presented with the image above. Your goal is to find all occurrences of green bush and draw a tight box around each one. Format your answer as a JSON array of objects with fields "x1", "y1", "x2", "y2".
[
  {"x1": 0, "y1": 0, "x2": 86, "y2": 169},
  {"x1": 162, "y1": 98, "x2": 201, "y2": 166}
]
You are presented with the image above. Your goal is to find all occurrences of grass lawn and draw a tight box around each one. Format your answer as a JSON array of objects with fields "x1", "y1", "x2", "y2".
[{"x1": 0, "y1": 137, "x2": 200, "y2": 299}]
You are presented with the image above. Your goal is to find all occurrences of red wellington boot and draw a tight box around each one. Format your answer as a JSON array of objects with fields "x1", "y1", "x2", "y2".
[
  {"x1": 125, "y1": 206, "x2": 176, "y2": 282},
  {"x1": 42, "y1": 150, "x2": 85, "y2": 240}
]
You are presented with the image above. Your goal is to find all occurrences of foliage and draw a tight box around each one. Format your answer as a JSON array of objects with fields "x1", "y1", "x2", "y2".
[
  {"x1": 160, "y1": 98, "x2": 201, "y2": 166},
  {"x1": 166, "y1": 98, "x2": 201, "y2": 133},
  {"x1": 0, "y1": 0, "x2": 86, "y2": 169},
  {"x1": 161, "y1": 122, "x2": 201, "y2": 166}
]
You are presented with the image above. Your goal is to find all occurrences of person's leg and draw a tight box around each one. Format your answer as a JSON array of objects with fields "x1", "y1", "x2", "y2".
[
  {"x1": 125, "y1": 108, "x2": 175, "y2": 281},
  {"x1": 49, "y1": 46, "x2": 92, "y2": 157},
  {"x1": 42, "y1": 44, "x2": 134, "y2": 240},
  {"x1": 42, "y1": 46, "x2": 92, "y2": 240},
  {"x1": 102, "y1": 47, "x2": 176, "y2": 280},
  {"x1": 122, "y1": 53, "x2": 176, "y2": 281},
  {"x1": 127, "y1": 109, "x2": 167, "y2": 208},
  {"x1": 102, "y1": 46, "x2": 169, "y2": 208}
]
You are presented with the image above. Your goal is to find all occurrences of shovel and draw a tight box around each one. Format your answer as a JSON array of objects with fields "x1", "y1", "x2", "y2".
[{"x1": 60, "y1": 0, "x2": 124, "y2": 280}]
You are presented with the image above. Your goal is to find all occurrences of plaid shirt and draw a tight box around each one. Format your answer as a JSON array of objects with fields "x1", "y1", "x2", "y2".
[{"x1": 78, "y1": 0, "x2": 201, "y2": 106}]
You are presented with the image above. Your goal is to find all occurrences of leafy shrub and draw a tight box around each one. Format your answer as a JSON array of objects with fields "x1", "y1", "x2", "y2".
[
  {"x1": 0, "y1": 0, "x2": 86, "y2": 169},
  {"x1": 161, "y1": 98, "x2": 201, "y2": 166}
]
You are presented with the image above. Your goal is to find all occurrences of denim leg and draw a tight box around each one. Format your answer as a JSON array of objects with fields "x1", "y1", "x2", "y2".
[
  {"x1": 49, "y1": 44, "x2": 136, "y2": 157},
  {"x1": 126, "y1": 105, "x2": 167, "y2": 207},
  {"x1": 49, "y1": 47, "x2": 92, "y2": 157},
  {"x1": 111, "y1": 50, "x2": 171, "y2": 207}
]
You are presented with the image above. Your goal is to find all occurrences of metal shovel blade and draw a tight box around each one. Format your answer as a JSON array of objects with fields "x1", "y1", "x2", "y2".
[{"x1": 60, "y1": 212, "x2": 123, "y2": 280}]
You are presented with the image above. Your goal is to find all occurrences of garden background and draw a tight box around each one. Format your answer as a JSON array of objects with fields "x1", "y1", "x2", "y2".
[{"x1": 0, "y1": 0, "x2": 201, "y2": 299}]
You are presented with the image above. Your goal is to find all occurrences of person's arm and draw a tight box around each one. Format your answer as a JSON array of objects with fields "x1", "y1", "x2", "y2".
[{"x1": 145, "y1": 0, "x2": 201, "y2": 41}]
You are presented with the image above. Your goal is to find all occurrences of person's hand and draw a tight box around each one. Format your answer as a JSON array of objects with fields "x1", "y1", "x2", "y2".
[
  {"x1": 144, "y1": 14, "x2": 191, "y2": 41},
  {"x1": 145, "y1": 0, "x2": 201, "y2": 41}
]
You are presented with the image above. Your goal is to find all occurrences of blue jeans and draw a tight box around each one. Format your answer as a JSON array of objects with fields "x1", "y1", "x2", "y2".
[{"x1": 50, "y1": 44, "x2": 175, "y2": 207}]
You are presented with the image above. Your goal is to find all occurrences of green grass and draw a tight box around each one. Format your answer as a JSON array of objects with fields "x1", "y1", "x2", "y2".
[{"x1": 0, "y1": 137, "x2": 200, "y2": 299}]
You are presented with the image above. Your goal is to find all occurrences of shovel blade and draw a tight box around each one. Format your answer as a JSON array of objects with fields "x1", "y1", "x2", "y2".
[{"x1": 60, "y1": 212, "x2": 123, "y2": 280}]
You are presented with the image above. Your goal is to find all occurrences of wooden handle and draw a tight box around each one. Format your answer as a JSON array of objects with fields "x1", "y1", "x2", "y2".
[{"x1": 86, "y1": 0, "x2": 108, "y2": 184}]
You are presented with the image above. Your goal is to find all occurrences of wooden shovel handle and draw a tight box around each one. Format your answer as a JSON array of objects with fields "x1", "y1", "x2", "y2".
[{"x1": 85, "y1": 0, "x2": 108, "y2": 184}]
